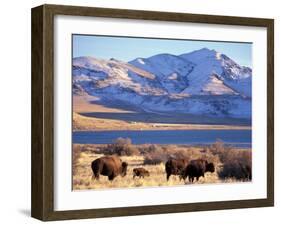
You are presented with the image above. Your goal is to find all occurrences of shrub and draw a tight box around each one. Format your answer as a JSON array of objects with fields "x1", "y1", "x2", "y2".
[
  {"x1": 143, "y1": 145, "x2": 165, "y2": 165},
  {"x1": 102, "y1": 137, "x2": 139, "y2": 156},
  {"x1": 143, "y1": 145, "x2": 191, "y2": 165},
  {"x1": 218, "y1": 160, "x2": 252, "y2": 180},
  {"x1": 208, "y1": 140, "x2": 252, "y2": 180},
  {"x1": 80, "y1": 145, "x2": 97, "y2": 153},
  {"x1": 72, "y1": 145, "x2": 82, "y2": 175},
  {"x1": 138, "y1": 144, "x2": 163, "y2": 155},
  {"x1": 143, "y1": 151, "x2": 167, "y2": 165},
  {"x1": 217, "y1": 146, "x2": 252, "y2": 181},
  {"x1": 210, "y1": 140, "x2": 232, "y2": 158}
]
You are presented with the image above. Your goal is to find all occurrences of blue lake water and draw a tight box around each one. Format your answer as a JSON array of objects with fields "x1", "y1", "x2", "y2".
[{"x1": 73, "y1": 130, "x2": 252, "y2": 148}]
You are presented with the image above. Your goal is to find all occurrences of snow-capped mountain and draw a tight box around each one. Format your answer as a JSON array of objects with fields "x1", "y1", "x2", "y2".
[
  {"x1": 129, "y1": 54, "x2": 194, "y2": 93},
  {"x1": 73, "y1": 48, "x2": 252, "y2": 119},
  {"x1": 179, "y1": 48, "x2": 252, "y2": 97}
]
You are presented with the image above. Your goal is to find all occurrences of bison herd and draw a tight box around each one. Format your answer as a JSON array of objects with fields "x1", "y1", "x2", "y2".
[
  {"x1": 165, "y1": 158, "x2": 215, "y2": 182},
  {"x1": 91, "y1": 155, "x2": 216, "y2": 183}
]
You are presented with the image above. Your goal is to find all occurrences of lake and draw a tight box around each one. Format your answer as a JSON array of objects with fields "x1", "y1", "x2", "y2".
[{"x1": 73, "y1": 130, "x2": 252, "y2": 148}]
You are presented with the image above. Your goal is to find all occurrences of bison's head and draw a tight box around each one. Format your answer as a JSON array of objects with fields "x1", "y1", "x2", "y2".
[
  {"x1": 206, "y1": 162, "x2": 215, "y2": 173},
  {"x1": 121, "y1": 162, "x2": 128, "y2": 177},
  {"x1": 145, "y1": 171, "x2": 150, "y2": 177}
]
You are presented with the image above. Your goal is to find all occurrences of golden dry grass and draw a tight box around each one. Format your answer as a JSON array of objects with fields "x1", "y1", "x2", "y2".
[{"x1": 73, "y1": 144, "x2": 250, "y2": 190}]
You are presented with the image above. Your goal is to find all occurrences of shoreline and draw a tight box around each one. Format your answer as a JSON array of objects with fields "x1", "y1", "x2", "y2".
[
  {"x1": 73, "y1": 143, "x2": 252, "y2": 150},
  {"x1": 73, "y1": 124, "x2": 251, "y2": 132},
  {"x1": 73, "y1": 96, "x2": 251, "y2": 131},
  {"x1": 73, "y1": 111, "x2": 251, "y2": 131}
]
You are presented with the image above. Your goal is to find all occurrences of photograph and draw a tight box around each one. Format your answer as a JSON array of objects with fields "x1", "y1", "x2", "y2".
[
  {"x1": 30, "y1": 3, "x2": 274, "y2": 221},
  {"x1": 72, "y1": 34, "x2": 252, "y2": 190}
]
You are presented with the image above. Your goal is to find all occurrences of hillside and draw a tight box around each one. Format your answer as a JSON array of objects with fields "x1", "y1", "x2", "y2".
[{"x1": 73, "y1": 48, "x2": 252, "y2": 119}]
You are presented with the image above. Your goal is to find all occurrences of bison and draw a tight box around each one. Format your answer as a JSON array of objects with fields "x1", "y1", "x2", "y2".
[
  {"x1": 165, "y1": 158, "x2": 189, "y2": 181},
  {"x1": 182, "y1": 159, "x2": 215, "y2": 183},
  {"x1": 133, "y1": 167, "x2": 150, "y2": 179},
  {"x1": 91, "y1": 155, "x2": 128, "y2": 181},
  {"x1": 241, "y1": 163, "x2": 252, "y2": 180},
  {"x1": 218, "y1": 162, "x2": 252, "y2": 180}
]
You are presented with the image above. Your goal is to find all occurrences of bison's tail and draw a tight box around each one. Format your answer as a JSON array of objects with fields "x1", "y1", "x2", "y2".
[
  {"x1": 165, "y1": 161, "x2": 171, "y2": 173},
  {"x1": 91, "y1": 160, "x2": 101, "y2": 181},
  {"x1": 91, "y1": 166, "x2": 97, "y2": 181}
]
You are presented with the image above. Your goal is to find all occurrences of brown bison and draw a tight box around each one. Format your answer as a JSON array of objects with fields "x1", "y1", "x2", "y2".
[
  {"x1": 133, "y1": 167, "x2": 150, "y2": 179},
  {"x1": 91, "y1": 156, "x2": 128, "y2": 181},
  {"x1": 165, "y1": 158, "x2": 189, "y2": 181},
  {"x1": 182, "y1": 159, "x2": 215, "y2": 183}
]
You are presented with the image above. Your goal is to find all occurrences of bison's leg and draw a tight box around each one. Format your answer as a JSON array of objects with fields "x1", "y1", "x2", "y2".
[
  {"x1": 180, "y1": 174, "x2": 185, "y2": 181},
  {"x1": 190, "y1": 176, "x2": 194, "y2": 183},
  {"x1": 92, "y1": 173, "x2": 100, "y2": 180},
  {"x1": 108, "y1": 173, "x2": 115, "y2": 181},
  {"x1": 91, "y1": 171, "x2": 100, "y2": 181},
  {"x1": 196, "y1": 176, "x2": 199, "y2": 181},
  {"x1": 166, "y1": 173, "x2": 171, "y2": 181}
]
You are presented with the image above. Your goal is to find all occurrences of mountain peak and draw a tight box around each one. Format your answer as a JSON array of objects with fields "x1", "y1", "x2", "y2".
[
  {"x1": 179, "y1": 48, "x2": 218, "y2": 63},
  {"x1": 183, "y1": 47, "x2": 217, "y2": 56},
  {"x1": 148, "y1": 53, "x2": 179, "y2": 59},
  {"x1": 72, "y1": 48, "x2": 252, "y2": 118},
  {"x1": 199, "y1": 47, "x2": 214, "y2": 52}
]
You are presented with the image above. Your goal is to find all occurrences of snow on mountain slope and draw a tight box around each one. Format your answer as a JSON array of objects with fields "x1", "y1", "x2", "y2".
[
  {"x1": 72, "y1": 49, "x2": 252, "y2": 119},
  {"x1": 201, "y1": 74, "x2": 237, "y2": 95},
  {"x1": 73, "y1": 56, "x2": 165, "y2": 96},
  {"x1": 130, "y1": 54, "x2": 194, "y2": 93},
  {"x1": 180, "y1": 48, "x2": 252, "y2": 97}
]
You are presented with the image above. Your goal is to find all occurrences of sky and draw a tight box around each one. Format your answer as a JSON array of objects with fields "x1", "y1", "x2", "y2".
[{"x1": 73, "y1": 34, "x2": 252, "y2": 67}]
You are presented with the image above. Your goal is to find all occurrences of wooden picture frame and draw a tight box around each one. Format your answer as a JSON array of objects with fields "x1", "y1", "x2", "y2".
[{"x1": 31, "y1": 4, "x2": 274, "y2": 221}]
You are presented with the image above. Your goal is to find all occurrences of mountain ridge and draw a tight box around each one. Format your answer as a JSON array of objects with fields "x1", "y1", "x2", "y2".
[{"x1": 72, "y1": 48, "x2": 252, "y2": 119}]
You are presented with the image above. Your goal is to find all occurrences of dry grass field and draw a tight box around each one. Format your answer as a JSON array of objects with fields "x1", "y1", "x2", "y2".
[{"x1": 73, "y1": 141, "x2": 252, "y2": 190}]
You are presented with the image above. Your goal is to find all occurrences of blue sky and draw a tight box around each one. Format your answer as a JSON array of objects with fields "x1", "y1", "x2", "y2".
[{"x1": 73, "y1": 34, "x2": 252, "y2": 67}]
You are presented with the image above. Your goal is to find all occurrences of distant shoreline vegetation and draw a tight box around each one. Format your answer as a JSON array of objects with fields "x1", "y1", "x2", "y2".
[{"x1": 72, "y1": 130, "x2": 252, "y2": 148}]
